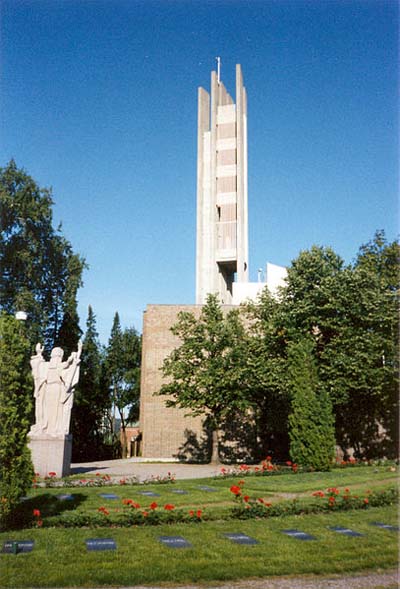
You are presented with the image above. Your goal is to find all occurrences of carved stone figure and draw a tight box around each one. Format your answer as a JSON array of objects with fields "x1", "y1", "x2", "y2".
[{"x1": 30, "y1": 341, "x2": 82, "y2": 436}]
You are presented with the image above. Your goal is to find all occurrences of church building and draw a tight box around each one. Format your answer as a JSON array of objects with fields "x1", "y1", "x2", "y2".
[{"x1": 139, "y1": 63, "x2": 286, "y2": 459}]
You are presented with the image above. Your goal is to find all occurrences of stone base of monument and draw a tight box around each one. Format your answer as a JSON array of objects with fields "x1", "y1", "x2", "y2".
[{"x1": 28, "y1": 434, "x2": 72, "y2": 478}]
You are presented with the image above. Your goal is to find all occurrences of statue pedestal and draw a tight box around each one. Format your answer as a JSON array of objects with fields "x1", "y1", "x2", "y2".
[{"x1": 28, "y1": 434, "x2": 72, "y2": 478}]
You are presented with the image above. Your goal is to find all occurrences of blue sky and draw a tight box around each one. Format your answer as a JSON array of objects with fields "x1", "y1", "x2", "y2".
[{"x1": 1, "y1": 0, "x2": 398, "y2": 343}]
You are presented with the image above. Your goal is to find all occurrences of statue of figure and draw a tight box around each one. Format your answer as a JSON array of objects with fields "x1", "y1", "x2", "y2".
[{"x1": 30, "y1": 342, "x2": 82, "y2": 436}]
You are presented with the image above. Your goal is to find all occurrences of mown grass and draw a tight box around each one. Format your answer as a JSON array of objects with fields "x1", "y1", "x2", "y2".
[
  {"x1": 1, "y1": 506, "x2": 397, "y2": 588},
  {"x1": 1, "y1": 465, "x2": 398, "y2": 588},
  {"x1": 21, "y1": 464, "x2": 398, "y2": 523}
]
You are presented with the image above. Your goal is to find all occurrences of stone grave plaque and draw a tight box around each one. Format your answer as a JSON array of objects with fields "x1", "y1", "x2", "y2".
[
  {"x1": 171, "y1": 489, "x2": 188, "y2": 495},
  {"x1": 138, "y1": 490, "x2": 160, "y2": 497},
  {"x1": 98, "y1": 493, "x2": 119, "y2": 500},
  {"x1": 370, "y1": 522, "x2": 399, "y2": 532},
  {"x1": 85, "y1": 538, "x2": 117, "y2": 551},
  {"x1": 197, "y1": 485, "x2": 217, "y2": 492},
  {"x1": 158, "y1": 536, "x2": 192, "y2": 549},
  {"x1": 329, "y1": 526, "x2": 363, "y2": 537},
  {"x1": 2, "y1": 540, "x2": 34, "y2": 554},
  {"x1": 56, "y1": 493, "x2": 74, "y2": 501},
  {"x1": 224, "y1": 532, "x2": 259, "y2": 545},
  {"x1": 282, "y1": 529, "x2": 316, "y2": 541}
]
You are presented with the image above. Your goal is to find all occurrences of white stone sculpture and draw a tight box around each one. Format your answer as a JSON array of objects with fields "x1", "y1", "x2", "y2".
[{"x1": 30, "y1": 341, "x2": 82, "y2": 436}]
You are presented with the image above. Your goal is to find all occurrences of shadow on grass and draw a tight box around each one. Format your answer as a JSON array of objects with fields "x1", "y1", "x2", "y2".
[{"x1": 10, "y1": 493, "x2": 88, "y2": 530}]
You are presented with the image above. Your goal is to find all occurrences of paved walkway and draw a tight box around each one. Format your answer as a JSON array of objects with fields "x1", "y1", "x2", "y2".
[{"x1": 70, "y1": 458, "x2": 221, "y2": 481}]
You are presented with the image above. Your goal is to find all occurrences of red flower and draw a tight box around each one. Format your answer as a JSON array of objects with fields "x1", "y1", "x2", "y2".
[
  {"x1": 286, "y1": 461, "x2": 292, "y2": 466},
  {"x1": 243, "y1": 495, "x2": 250, "y2": 503},
  {"x1": 149, "y1": 502, "x2": 158, "y2": 510},
  {"x1": 48, "y1": 472, "x2": 56, "y2": 477},
  {"x1": 196, "y1": 509, "x2": 202, "y2": 518},
  {"x1": 257, "y1": 497, "x2": 264, "y2": 504},
  {"x1": 36, "y1": 520, "x2": 43, "y2": 527},
  {"x1": 164, "y1": 504, "x2": 175, "y2": 511},
  {"x1": 142, "y1": 511, "x2": 149, "y2": 517},
  {"x1": 98, "y1": 506, "x2": 109, "y2": 516},
  {"x1": 267, "y1": 464, "x2": 274, "y2": 471},
  {"x1": 230, "y1": 485, "x2": 242, "y2": 495},
  {"x1": 119, "y1": 479, "x2": 126, "y2": 485},
  {"x1": 238, "y1": 480, "x2": 245, "y2": 486},
  {"x1": 266, "y1": 455, "x2": 272, "y2": 461},
  {"x1": 363, "y1": 498, "x2": 369, "y2": 504},
  {"x1": 264, "y1": 502, "x2": 272, "y2": 507},
  {"x1": 312, "y1": 491, "x2": 325, "y2": 498},
  {"x1": 33, "y1": 509, "x2": 41, "y2": 517},
  {"x1": 189, "y1": 510, "x2": 194, "y2": 516}
]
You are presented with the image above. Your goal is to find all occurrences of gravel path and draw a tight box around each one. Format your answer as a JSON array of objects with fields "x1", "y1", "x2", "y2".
[{"x1": 58, "y1": 569, "x2": 398, "y2": 589}]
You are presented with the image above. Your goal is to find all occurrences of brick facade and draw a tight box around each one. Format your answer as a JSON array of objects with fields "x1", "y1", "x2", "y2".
[{"x1": 139, "y1": 305, "x2": 205, "y2": 459}]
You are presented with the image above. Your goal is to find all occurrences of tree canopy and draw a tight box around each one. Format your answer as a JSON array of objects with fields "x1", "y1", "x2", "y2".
[
  {"x1": 160, "y1": 294, "x2": 253, "y2": 463},
  {"x1": 0, "y1": 160, "x2": 86, "y2": 352}
]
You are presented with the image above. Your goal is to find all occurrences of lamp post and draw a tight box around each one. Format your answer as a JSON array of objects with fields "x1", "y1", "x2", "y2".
[{"x1": 15, "y1": 311, "x2": 28, "y2": 322}]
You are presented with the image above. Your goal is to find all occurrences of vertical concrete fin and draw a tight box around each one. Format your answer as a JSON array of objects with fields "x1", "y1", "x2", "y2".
[{"x1": 196, "y1": 87, "x2": 210, "y2": 304}]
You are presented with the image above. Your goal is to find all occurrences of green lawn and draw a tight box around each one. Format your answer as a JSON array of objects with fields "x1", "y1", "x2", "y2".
[{"x1": 1, "y1": 465, "x2": 398, "y2": 588}]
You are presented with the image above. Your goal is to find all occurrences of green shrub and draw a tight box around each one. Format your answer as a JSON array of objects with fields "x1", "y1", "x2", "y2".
[
  {"x1": 0, "y1": 314, "x2": 34, "y2": 530},
  {"x1": 288, "y1": 338, "x2": 335, "y2": 471}
]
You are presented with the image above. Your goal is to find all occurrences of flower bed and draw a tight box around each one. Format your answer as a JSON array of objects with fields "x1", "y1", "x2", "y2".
[{"x1": 29, "y1": 481, "x2": 398, "y2": 529}]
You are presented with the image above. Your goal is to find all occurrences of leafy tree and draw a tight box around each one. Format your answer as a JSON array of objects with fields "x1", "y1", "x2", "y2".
[
  {"x1": 159, "y1": 294, "x2": 251, "y2": 464},
  {"x1": 287, "y1": 337, "x2": 335, "y2": 470},
  {"x1": 0, "y1": 160, "x2": 86, "y2": 350},
  {"x1": 104, "y1": 313, "x2": 141, "y2": 458},
  {"x1": 277, "y1": 233, "x2": 399, "y2": 458},
  {"x1": 243, "y1": 289, "x2": 290, "y2": 460},
  {"x1": 71, "y1": 306, "x2": 109, "y2": 461},
  {"x1": 0, "y1": 314, "x2": 34, "y2": 529},
  {"x1": 320, "y1": 232, "x2": 399, "y2": 457}
]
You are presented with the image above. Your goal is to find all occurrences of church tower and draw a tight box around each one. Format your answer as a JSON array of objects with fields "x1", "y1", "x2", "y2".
[{"x1": 196, "y1": 62, "x2": 249, "y2": 304}]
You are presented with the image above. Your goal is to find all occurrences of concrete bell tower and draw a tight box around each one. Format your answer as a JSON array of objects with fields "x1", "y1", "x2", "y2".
[{"x1": 196, "y1": 62, "x2": 249, "y2": 304}]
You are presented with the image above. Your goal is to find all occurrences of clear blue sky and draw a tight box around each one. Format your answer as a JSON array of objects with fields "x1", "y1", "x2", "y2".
[{"x1": 1, "y1": 0, "x2": 398, "y2": 343}]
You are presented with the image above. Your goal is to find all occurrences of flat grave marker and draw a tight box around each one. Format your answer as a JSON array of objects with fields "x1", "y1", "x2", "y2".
[
  {"x1": 158, "y1": 535, "x2": 192, "y2": 549},
  {"x1": 329, "y1": 526, "x2": 364, "y2": 537},
  {"x1": 282, "y1": 529, "x2": 316, "y2": 541},
  {"x1": 171, "y1": 489, "x2": 188, "y2": 495},
  {"x1": 98, "y1": 493, "x2": 119, "y2": 500},
  {"x1": 85, "y1": 538, "x2": 117, "y2": 551},
  {"x1": 223, "y1": 532, "x2": 259, "y2": 545},
  {"x1": 197, "y1": 485, "x2": 217, "y2": 492},
  {"x1": 138, "y1": 491, "x2": 160, "y2": 497},
  {"x1": 370, "y1": 522, "x2": 399, "y2": 532},
  {"x1": 56, "y1": 493, "x2": 75, "y2": 501},
  {"x1": 2, "y1": 540, "x2": 34, "y2": 554}
]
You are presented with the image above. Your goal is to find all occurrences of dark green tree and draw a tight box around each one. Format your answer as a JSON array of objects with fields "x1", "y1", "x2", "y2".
[
  {"x1": 277, "y1": 234, "x2": 399, "y2": 458},
  {"x1": 71, "y1": 306, "x2": 109, "y2": 461},
  {"x1": 243, "y1": 289, "x2": 290, "y2": 460},
  {"x1": 159, "y1": 294, "x2": 251, "y2": 464},
  {"x1": 104, "y1": 313, "x2": 141, "y2": 458},
  {"x1": 0, "y1": 160, "x2": 86, "y2": 350},
  {"x1": 287, "y1": 337, "x2": 335, "y2": 471},
  {"x1": 320, "y1": 231, "x2": 399, "y2": 457},
  {"x1": 0, "y1": 314, "x2": 34, "y2": 530}
]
